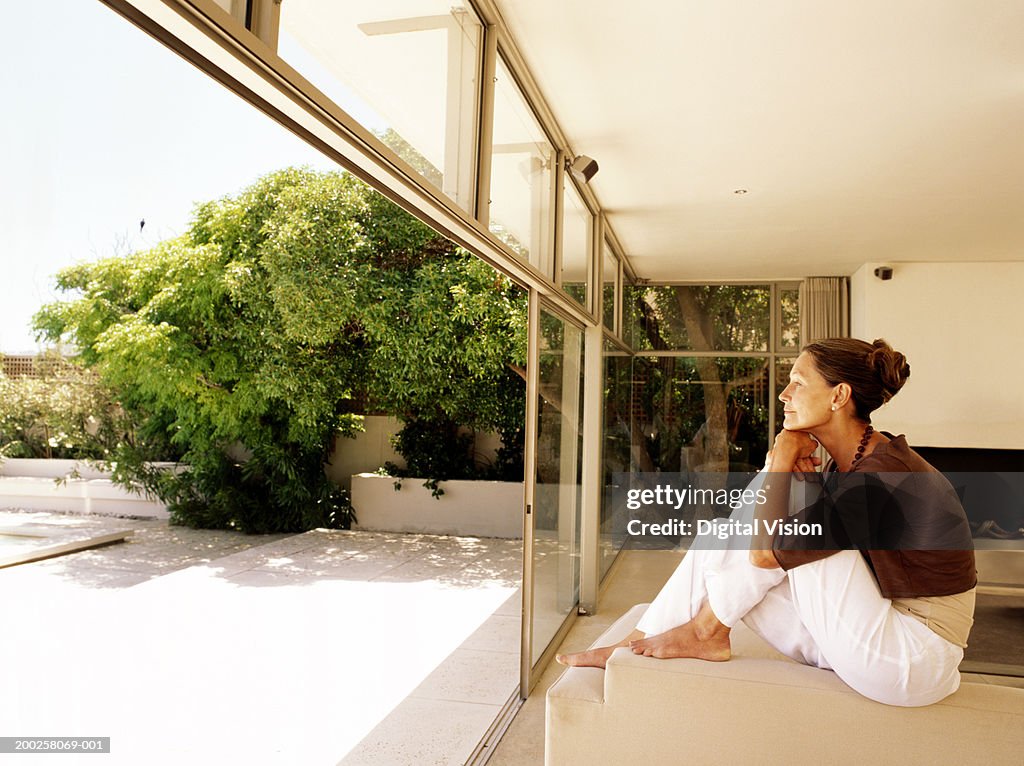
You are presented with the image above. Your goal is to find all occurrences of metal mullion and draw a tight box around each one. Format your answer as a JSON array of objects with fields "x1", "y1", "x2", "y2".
[
  {"x1": 592, "y1": 212, "x2": 604, "y2": 323},
  {"x1": 636, "y1": 350, "x2": 771, "y2": 358},
  {"x1": 650, "y1": 280, "x2": 770, "y2": 287},
  {"x1": 519, "y1": 288, "x2": 541, "y2": 699},
  {"x1": 578, "y1": 322, "x2": 604, "y2": 613},
  {"x1": 615, "y1": 256, "x2": 624, "y2": 339},
  {"x1": 552, "y1": 150, "x2": 566, "y2": 287},
  {"x1": 246, "y1": 0, "x2": 279, "y2": 50},
  {"x1": 599, "y1": 226, "x2": 626, "y2": 340},
  {"x1": 602, "y1": 329, "x2": 631, "y2": 355},
  {"x1": 540, "y1": 295, "x2": 587, "y2": 333},
  {"x1": 538, "y1": 284, "x2": 599, "y2": 334},
  {"x1": 769, "y1": 284, "x2": 779, "y2": 437},
  {"x1": 770, "y1": 285, "x2": 778, "y2": 346},
  {"x1": 771, "y1": 281, "x2": 780, "y2": 355},
  {"x1": 598, "y1": 217, "x2": 602, "y2": 325},
  {"x1": 474, "y1": 23, "x2": 497, "y2": 224}
]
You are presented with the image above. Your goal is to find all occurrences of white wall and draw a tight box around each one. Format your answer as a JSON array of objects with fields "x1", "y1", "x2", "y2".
[
  {"x1": 850, "y1": 262, "x2": 1024, "y2": 449},
  {"x1": 325, "y1": 416, "x2": 406, "y2": 490}
]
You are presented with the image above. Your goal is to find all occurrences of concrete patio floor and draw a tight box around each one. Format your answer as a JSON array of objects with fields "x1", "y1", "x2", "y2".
[{"x1": 0, "y1": 510, "x2": 521, "y2": 765}]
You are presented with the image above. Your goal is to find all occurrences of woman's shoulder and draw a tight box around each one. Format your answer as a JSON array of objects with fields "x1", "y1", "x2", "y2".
[{"x1": 857, "y1": 433, "x2": 935, "y2": 473}]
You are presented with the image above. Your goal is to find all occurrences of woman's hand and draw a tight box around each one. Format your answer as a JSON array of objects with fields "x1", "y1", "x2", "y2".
[
  {"x1": 766, "y1": 449, "x2": 821, "y2": 475},
  {"x1": 767, "y1": 430, "x2": 820, "y2": 474}
]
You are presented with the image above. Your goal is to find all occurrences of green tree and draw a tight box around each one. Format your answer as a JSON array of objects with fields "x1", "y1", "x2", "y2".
[
  {"x1": 35, "y1": 168, "x2": 526, "y2": 533},
  {"x1": 625, "y1": 285, "x2": 771, "y2": 475}
]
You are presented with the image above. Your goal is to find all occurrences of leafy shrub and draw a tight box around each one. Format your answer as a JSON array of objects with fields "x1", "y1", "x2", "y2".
[
  {"x1": 34, "y1": 168, "x2": 525, "y2": 533},
  {"x1": 387, "y1": 416, "x2": 475, "y2": 481},
  {"x1": 0, "y1": 355, "x2": 139, "y2": 461}
]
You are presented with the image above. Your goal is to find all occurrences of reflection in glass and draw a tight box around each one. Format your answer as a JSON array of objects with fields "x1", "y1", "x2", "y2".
[
  {"x1": 779, "y1": 286, "x2": 800, "y2": 349},
  {"x1": 560, "y1": 180, "x2": 591, "y2": 308},
  {"x1": 602, "y1": 241, "x2": 617, "y2": 332},
  {"x1": 626, "y1": 285, "x2": 770, "y2": 352},
  {"x1": 630, "y1": 356, "x2": 772, "y2": 474},
  {"x1": 601, "y1": 341, "x2": 632, "y2": 578},
  {"x1": 775, "y1": 357, "x2": 796, "y2": 401},
  {"x1": 532, "y1": 310, "x2": 584, "y2": 665},
  {"x1": 490, "y1": 57, "x2": 554, "y2": 273},
  {"x1": 278, "y1": 1, "x2": 482, "y2": 209}
]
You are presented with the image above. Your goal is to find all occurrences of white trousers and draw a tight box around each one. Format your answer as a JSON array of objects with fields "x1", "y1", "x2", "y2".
[{"x1": 634, "y1": 476, "x2": 964, "y2": 707}]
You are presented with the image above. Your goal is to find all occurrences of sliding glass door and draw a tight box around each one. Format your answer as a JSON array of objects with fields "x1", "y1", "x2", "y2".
[{"x1": 522, "y1": 298, "x2": 585, "y2": 690}]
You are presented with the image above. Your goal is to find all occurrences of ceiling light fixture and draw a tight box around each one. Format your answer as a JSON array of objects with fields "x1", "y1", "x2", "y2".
[{"x1": 567, "y1": 155, "x2": 599, "y2": 185}]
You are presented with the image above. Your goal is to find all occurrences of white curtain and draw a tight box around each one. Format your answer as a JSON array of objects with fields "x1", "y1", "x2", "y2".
[{"x1": 799, "y1": 276, "x2": 849, "y2": 343}]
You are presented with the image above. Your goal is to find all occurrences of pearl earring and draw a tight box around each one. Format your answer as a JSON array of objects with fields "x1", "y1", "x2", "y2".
[{"x1": 831, "y1": 405, "x2": 837, "y2": 411}]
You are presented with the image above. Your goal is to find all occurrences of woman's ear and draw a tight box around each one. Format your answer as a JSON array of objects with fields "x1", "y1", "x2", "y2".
[{"x1": 832, "y1": 383, "x2": 852, "y2": 410}]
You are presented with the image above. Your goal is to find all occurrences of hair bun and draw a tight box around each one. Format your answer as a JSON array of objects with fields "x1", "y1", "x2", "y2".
[{"x1": 868, "y1": 338, "x2": 910, "y2": 401}]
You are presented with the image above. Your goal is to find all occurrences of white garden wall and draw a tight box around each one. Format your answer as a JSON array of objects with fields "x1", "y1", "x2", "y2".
[
  {"x1": 0, "y1": 459, "x2": 171, "y2": 518},
  {"x1": 351, "y1": 474, "x2": 523, "y2": 538}
]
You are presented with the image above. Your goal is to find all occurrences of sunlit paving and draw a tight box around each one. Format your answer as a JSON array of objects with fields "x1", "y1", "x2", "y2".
[{"x1": 0, "y1": 513, "x2": 521, "y2": 765}]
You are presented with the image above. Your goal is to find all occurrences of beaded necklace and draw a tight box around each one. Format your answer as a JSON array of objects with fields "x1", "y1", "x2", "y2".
[
  {"x1": 824, "y1": 423, "x2": 874, "y2": 476},
  {"x1": 849, "y1": 424, "x2": 874, "y2": 471}
]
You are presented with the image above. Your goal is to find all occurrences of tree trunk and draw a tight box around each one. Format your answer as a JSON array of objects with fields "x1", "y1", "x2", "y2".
[{"x1": 675, "y1": 287, "x2": 729, "y2": 474}]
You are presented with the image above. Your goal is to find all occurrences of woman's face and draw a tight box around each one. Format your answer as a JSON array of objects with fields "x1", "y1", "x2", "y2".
[{"x1": 779, "y1": 352, "x2": 838, "y2": 431}]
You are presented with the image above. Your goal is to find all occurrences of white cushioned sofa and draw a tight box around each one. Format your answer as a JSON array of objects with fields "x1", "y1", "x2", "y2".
[{"x1": 546, "y1": 604, "x2": 1024, "y2": 765}]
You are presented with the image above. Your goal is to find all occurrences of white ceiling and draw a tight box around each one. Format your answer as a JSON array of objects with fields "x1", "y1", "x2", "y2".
[{"x1": 496, "y1": 1, "x2": 1024, "y2": 280}]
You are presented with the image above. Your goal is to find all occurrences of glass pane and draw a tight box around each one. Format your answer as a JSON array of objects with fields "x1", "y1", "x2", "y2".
[
  {"x1": 626, "y1": 285, "x2": 770, "y2": 352},
  {"x1": 601, "y1": 341, "x2": 632, "y2": 579},
  {"x1": 621, "y1": 279, "x2": 638, "y2": 349},
  {"x1": 560, "y1": 180, "x2": 591, "y2": 308},
  {"x1": 774, "y1": 356, "x2": 797, "y2": 448},
  {"x1": 779, "y1": 286, "x2": 800, "y2": 349},
  {"x1": 602, "y1": 241, "x2": 617, "y2": 332},
  {"x1": 532, "y1": 309, "x2": 584, "y2": 665},
  {"x1": 489, "y1": 57, "x2": 554, "y2": 274},
  {"x1": 278, "y1": 1, "x2": 482, "y2": 209},
  {"x1": 775, "y1": 357, "x2": 795, "y2": 402},
  {"x1": 630, "y1": 356, "x2": 771, "y2": 474}
]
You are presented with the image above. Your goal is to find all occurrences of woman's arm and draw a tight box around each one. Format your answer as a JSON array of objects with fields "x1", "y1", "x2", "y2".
[{"x1": 750, "y1": 431, "x2": 820, "y2": 568}]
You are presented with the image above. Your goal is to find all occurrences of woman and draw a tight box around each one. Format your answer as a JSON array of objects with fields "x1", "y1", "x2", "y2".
[{"x1": 558, "y1": 338, "x2": 976, "y2": 707}]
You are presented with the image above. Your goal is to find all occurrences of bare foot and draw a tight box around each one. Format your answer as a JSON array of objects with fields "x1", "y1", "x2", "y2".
[
  {"x1": 629, "y1": 620, "x2": 731, "y2": 661},
  {"x1": 556, "y1": 645, "x2": 618, "y2": 668},
  {"x1": 556, "y1": 629, "x2": 644, "y2": 668}
]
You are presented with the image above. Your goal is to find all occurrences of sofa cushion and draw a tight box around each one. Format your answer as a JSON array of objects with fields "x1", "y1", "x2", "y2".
[{"x1": 546, "y1": 602, "x2": 1024, "y2": 766}]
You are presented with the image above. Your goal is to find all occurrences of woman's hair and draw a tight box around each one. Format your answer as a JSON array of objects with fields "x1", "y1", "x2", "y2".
[{"x1": 801, "y1": 338, "x2": 910, "y2": 423}]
